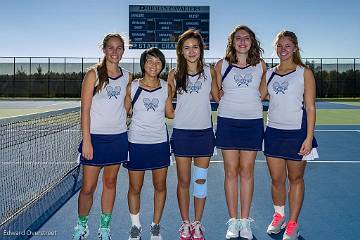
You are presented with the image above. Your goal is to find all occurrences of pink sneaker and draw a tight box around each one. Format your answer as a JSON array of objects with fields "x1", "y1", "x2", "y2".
[
  {"x1": 179, "y1": 221, "x2": 192, "y2": 240},
  {"x1": 266, "y1": 212, "x2": 286, "y2": 234},
  {"x1": 283, "y1": 220, "x2": 299, "y2": 240},
  {"x1": 192, "y1": 221, "x2": 205, "y2": 240}
]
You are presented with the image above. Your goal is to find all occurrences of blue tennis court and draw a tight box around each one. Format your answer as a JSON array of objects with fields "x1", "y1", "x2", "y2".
[
  {"x1": 0, "y1": 101, "x2": 359, "y2": 240},
  {"x1": 28, "y1": 124, "x2": 359, "y2": 240}
]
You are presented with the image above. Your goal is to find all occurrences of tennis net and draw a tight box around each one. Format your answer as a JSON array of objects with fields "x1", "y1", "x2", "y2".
[{"x1": 0, "y1": 107, "x2": 82, "y2": 239}]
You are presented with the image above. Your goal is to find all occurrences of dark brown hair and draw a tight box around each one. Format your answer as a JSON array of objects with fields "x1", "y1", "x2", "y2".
[
  {"x1": 95, "y1": 33, "x2": 124, "y2": 93},
  {"x1": 140, "y1": 47, "x2": 166, "y2": 77},
  {"x1": 175, "y1": 29, "x2": 205, "y2": 93},
  {"x1": 225, "y1": 25, "x2": 263, "y2": 66}
]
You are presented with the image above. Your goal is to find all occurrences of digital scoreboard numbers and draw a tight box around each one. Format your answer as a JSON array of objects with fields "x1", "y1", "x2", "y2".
[{"x1": 129, "y1": 5, "x2": 210, "y2": 49}]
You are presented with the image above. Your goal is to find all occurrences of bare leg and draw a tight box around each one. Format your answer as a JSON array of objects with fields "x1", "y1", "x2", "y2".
[
  {"x1": 176, "y1": 157, "x2": 192, "y2": 221},
  {"x1": 78, "y1": 165, "x2": 101, "y2": 216},
  {"x1": 238, "y1": 150, "x2": 256, "y2": 218},
  {"x1": 287, "y1": 160, "x2": 307, "y2": 222},
  {"x1": 266, "y1": 157, "x2": 287, "y2": 207},
  {"x1": 101, "y1": 164, "x2": 121, "y2": 213},
  {"x1": 152, "y1": 167, "x2": 168, "y2": 224},
  {"x1": 127, "y1": 170, "x2": 145, "y2": 214},
  {"x1": 223, "y1": 150, "x2": 240, "y2": 219}
]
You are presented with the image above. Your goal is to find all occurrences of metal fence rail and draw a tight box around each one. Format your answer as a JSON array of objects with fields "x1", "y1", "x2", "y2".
[{"x1": 0, "y1": 57, "x2": 359, "y2": 98}]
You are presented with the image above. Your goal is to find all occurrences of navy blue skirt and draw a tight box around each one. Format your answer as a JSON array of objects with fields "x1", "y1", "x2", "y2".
[
  {"x1": 78, "y1": 132, "x2": 129, "y2": 166},
  {"x1": 124, "y1": 141, "x2": 171, "y2": 171},
  {"x1": 171, "y1": 128, "x2": 215, "y2": 157},
  {"x1": 215, "y1": 117, "x2": 264, "y2": 151},
  {"x1": 264, "y1": 126, "x2": 318, "y2": 161}
]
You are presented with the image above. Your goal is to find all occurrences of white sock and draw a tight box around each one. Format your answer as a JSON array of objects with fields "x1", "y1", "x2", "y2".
[
  {"x1": 130, "y1": 212, "x2": 141, "y2": 227},
  {"x1": 274, "y1": 205, "x2": 285, "y2": 216},
  {"x1": 151, "y1": 222, "x2": 158, "y2": 226}
]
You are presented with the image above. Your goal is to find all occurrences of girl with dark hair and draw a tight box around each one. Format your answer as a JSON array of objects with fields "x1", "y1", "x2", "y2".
[
  {"x1": 73, "y1": 33, "x2": 131, "y2": 240},
  {"x1": 215, "y1": 25, "x2": 267, "y2": 240},
  {"x1": 262, "y1": 31, "x2": 318, "y2": 240},
  {"x1": 167, "y1": 29, "x2": 220, "y2": 240},
  {"x1": 124, "y1": 47, "x2": 173, "y2": 240}
]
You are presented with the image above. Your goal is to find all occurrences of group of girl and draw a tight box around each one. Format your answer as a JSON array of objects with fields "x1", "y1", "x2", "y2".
[{"x1": 72, "y1": 25, "x2": 318, "y2": 240}]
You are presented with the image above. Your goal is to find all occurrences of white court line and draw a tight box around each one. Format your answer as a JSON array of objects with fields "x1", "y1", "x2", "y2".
[
  {"x1": 2, "y1": 162, "x2": 76, "y2": 164},
  {"x1": 33, "y1": 102, "x2": 79, "y2": 109},
  {"x1": 315, "y1": 129, "x2": 360, "y2": 132},
  {"x1": 208, "y1": 160, "x2": 360, "y2": 163}
]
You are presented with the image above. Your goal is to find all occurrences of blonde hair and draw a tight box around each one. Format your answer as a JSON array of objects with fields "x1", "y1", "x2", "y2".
[{"x1": 274, "y1": 30, "x2": 306, "y2": 68}]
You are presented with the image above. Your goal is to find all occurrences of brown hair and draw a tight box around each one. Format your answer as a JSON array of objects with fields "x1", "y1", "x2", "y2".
[
  {"x1": 274, "y1": 30, "x2": 306, "y2": 68},
  {"x1": 225, "y1": 25, "x2": 263, "y2": 66},
  {"x1": 95, "y1": 33, "x2": 124, "y2": 93},
  {"x1": 175, "y1": 29, "x2": 205, "y2": 93}
]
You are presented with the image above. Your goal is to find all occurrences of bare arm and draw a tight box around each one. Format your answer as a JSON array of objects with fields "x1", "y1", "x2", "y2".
[
  {"x1": 165, "y1": 84, "x2": 175, "y2": 119},
  {"x1": 299, "y1": 67, "x2": 316, "y2": 156},
  {"x1": 165, "y1": 69, "x2": 176, "y2": 119},
  {"x1": 210, "y1": 65, "x2": 220, "y2": 103},
  {"x1": 259, "y1": 60, "x2": 269, "y2": 100},
  {"x1": 80, "y1": 68, "x2": 97, "y2": 160},
  {"x1": 214, "y1": 59, "x2": 224, "y2": 99},
  {"x1": 124, "y1": 73, "x2": 133, "y2": 115}
]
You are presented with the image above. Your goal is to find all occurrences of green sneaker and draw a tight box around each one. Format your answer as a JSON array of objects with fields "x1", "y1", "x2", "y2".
[
  {"x1": 283, "y1": 220, "x2": 299, "y2": 240},
  {"x1": 72, "y1": 224, "x2": 89, "y2": 240},
  {"x1": 98, "y1": 227, "x2": 111, "y2": 240}
]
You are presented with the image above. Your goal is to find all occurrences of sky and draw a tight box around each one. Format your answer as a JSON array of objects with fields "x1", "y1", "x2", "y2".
[{"x1": 0, "y1": 0, "x2": 359, "y2": 59}]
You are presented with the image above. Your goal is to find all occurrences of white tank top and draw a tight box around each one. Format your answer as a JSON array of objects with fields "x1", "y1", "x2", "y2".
[
  {"x1": 90, "y1": 68, "x2": 129, "y2": 134},
  {"x1": 173, "y1": 65, "x2": 212, "y2": 129},
  {"x1": 128, "y1": 79, "x2": 168, "y2": 144},
  {"x1": 266, "y1": 66, "x2": 305, "y2": 130},
  {"x1": 218, "y1": 60, "x2": 263, "y2": 119}
]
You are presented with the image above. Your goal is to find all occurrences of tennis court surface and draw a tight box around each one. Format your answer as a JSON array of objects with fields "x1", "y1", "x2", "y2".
[{"x1": 0, "y1": 100, "x2": 359, "y2": 240}]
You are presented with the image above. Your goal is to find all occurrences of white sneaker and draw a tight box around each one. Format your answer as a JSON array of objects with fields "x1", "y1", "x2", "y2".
[
  {"x1": 225, "y1": 218, "x2": 239, "y2": 239},
  {"x1": 72, "y1": 224, "x2": 89, "y2": 240},
  {"x1": 239, "y1": 218, "x2": 254, "y2": 239},
  {"x1": 98, "y1": 227, "x2": 111, "y2": 240}
]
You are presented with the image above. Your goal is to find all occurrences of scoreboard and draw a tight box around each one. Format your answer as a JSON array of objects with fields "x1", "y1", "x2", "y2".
[{"x1": 129, "y1": 5, "x2": 210, "y2": 49}]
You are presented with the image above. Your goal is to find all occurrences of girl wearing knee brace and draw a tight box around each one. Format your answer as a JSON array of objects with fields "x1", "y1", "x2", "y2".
[{"x1": 167, "y1": 29, "x2": 220, "y2": 240}]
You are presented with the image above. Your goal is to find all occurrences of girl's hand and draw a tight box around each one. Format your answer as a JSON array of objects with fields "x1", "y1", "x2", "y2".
[
  {"x1": 299, "y1": 138, "x2": 312, "y2": 156},
  {"x1": 82, "y1": 141, "x2": 93, "y2": 160},
  {"x1": 219, "y1": 88, "x2": 224, "y2": 99}
]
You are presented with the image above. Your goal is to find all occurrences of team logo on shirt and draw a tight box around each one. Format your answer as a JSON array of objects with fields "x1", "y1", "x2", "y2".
[
  {"x1": 143, "y1": 98, "x2": 159, "y2": 111},
  {"x1": 272, "y1": 81, "x2": 289, "y2": 94},
  {"x1": 234, "y1": 73, "x2": 252, "y2": 87},
  {"x1": 186, "y1": 80, "x2": 202, "y2": 93},
  {"x1": 106, "y1": 86, "x2": 121, "y2": 99}
]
